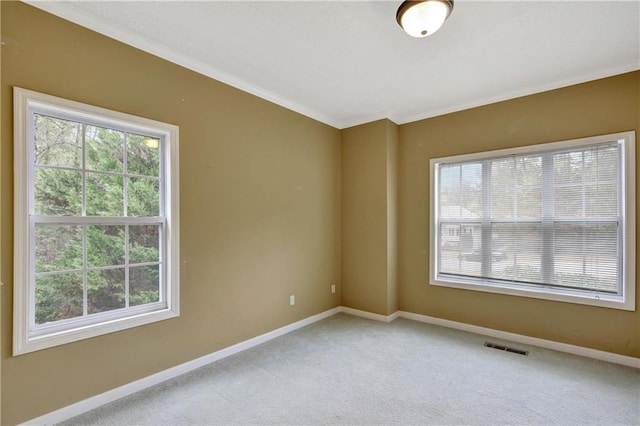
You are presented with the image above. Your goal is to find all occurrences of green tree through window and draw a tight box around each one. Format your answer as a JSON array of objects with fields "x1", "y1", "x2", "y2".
[
  {"x1": 14, "y1": 87, "x2": 179, "y2": 355},
  {"x1": 32, "y1": 115, "x2": 162, "y2": 324}
]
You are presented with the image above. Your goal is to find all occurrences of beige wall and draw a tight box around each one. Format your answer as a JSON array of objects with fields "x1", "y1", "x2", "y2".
[
  {"x1": 1, "y1": 3, "x2": 341, "y2": 424},
  {"x1": 386, "y1": 122, "x2": 398, "y2": 315},
  {"x1": 2, "y1": 2, "x2": 639, "y2": 424},
  {"x1": 0, "y1": 2, "x2": 3, "y2": 423},
  {"x1": 398, "y1": 71, "x2": 640, "y2": 358},
  {"x1": 341, "y1": 119, "x2": 398, "y2": 315}
]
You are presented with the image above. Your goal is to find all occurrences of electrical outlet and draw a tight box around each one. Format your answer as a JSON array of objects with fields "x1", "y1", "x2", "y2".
[
  {"x1": 290, "y1": 295, "x2": 295, "y2": 306},
  {"x1": 331, "y1": 284, "x2": 336, "y2": 294}
]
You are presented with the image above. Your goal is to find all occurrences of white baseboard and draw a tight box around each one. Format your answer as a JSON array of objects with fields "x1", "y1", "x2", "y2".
[
  {"x1": 22, "y1": 305, "x2": 639, "y2": 425},
  {"x1": 22, "y1": 307, "x2": 341, "y2": 426},
  {"x1": 396, "y1": 310, "x2": 640, "y2": 369},
  {"x1": 339, "y1": 306, "x2": 399, "y2": 323}
]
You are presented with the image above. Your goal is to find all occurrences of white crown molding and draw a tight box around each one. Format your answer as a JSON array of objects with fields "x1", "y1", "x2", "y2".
[
  {"x1": 23, "y1": 1, "x2": 638, "y2": 131},
  {"x1": 393, "y1": 61, "x2": 640, "y2": 126},
  {"x1": 23, "y1": 0, "x2": 342, "y2": 129}
]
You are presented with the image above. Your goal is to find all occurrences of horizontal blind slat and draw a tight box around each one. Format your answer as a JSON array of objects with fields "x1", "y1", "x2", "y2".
[{"x1": 437, "y1": 141, "x2": 621, "y2": 295}]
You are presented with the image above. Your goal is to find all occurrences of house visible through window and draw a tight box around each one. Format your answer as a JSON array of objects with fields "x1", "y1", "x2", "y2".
[
  {"x1": 14, "y1": 87, "x2": 180, "y2": 355},
  {"x1": 430, "y1": 132, "x2": 635, "y2": 310}
]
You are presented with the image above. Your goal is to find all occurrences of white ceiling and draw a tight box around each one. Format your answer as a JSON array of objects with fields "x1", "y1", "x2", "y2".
[{"x1": 28, "y1": 1, "x2": 640, "y2": 129}]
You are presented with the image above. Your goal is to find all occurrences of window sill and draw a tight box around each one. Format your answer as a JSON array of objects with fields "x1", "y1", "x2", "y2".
[
  {"x1": 14, "y1": 306, "x2": 179, "y2": 356},
  {"x1": 430, "y1": 276, "x2": 635, "y2": 311}
]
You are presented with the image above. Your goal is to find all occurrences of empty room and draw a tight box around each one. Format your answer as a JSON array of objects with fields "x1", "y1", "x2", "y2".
[{"x1": 1, "y1": 1, "x2": 639, "y2": 424}]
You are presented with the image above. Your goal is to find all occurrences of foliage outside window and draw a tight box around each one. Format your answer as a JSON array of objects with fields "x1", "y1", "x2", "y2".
[
  {"x1": 14, "y1": 88, "x2": 180, "y2": 355},
  {"x1": 430, "y1": 132, "x2": 635, "y2": 310}
]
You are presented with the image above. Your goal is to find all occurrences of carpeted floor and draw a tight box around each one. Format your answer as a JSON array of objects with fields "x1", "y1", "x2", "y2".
[{"x1": 62, "y1": 313, "x2": 640, "y2": 425}]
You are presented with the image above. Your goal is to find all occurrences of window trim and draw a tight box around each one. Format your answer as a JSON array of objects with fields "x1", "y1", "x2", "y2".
[
  {"x1": 429, "y1": 132, "x2": 635, "y2": 311},
  {"x1": 13, "y1": 87, "x2": 180, "y2": 355}
]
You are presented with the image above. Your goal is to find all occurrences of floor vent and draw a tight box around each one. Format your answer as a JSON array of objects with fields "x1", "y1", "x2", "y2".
[{"x1": 484, "y1": 342, "x2": 529, "y2": 356}]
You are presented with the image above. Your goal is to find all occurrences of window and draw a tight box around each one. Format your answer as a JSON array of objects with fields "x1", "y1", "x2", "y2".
[
  {"x1": 14, "y1": 87, "x2": 180, "y2": 355},
  {"x1": 430, "y1": 132, "x2": 635, "y2": 310}
]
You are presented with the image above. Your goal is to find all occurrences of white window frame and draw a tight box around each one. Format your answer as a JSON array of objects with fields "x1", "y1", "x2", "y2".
[
  {"x1": 13, "y1": 87, "x2": 180, "y2": 355},
  {"x1": 429, "y1": 132, "x2": 635, "y2": 311}
]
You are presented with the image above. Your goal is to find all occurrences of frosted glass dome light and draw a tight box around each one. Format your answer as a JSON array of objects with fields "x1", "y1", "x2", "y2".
[{"x1": 396, "y1": 0, "x2": 454, "y2": 38}]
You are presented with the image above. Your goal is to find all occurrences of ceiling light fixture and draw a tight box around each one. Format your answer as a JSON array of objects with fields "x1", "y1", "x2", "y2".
[{"x1": 396, "y1": 0, "x2": 454, "y2": 38}]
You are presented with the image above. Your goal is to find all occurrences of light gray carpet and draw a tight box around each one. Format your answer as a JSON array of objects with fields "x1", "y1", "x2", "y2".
[{"x1": 62, "y1": 313, "x2": 640, "y2": 425}]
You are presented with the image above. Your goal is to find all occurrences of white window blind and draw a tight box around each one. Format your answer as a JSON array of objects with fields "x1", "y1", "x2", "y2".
[{"x1": 431, "y1": 132, "x2": 635, "y2": 310}]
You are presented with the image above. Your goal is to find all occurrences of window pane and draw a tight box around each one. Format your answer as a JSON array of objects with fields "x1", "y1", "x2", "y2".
[
  {"x1": 517, "y1": 188, "x2": 541, "y2": 218},
  {"x1": 86, "y1": 172, "x2": 124, "y2": 216},
  {"x1": 87, "y1": 268, "x2": 125, "y2": 314},
  {"x1": 439, "y1": 165, "x2": 461, "y2": 217},
  {"x1": 582, "y1": 146, "x2": 618, "y2": 183},
  {"x1": 440, "y1": 163, "x2": 481, "y2": 219},
  {"x1": 516, "y1": 156, "x2": 542, "y2": 218},
  {"x1": 87, "y1": 225, "x2": 125, "y2": 267},
  {"x1": 35, "y1": 272, "x2": 83, "y2": 324},
  {"x1": 489, "y1": 223, "x2": 543, "y2": 284},
  {"x1": 460, "y1": 163, "x2": 482, "y2": 217},
  {"x1": 35, "y1": 224, "x2": 83, "y2": 273},
  {"x1": 516, "y1": 156, "x2": 542, "y2": 185},
  {"x1": 34, "y1": 114, "x2": 82, "y2": 168},
  {"x1": 594, "y1": 146, "x2": 618, "y2": 181},
  {"x1": 553, "y1": 222, "x2": 618, "y2": 293},
  {"x1": 85, "y1": 125, "x2": 124, "y2": 173},
  {"x1": 491, "y1": 158, "x2": 515, "y2": 218},
  {"x1": 439, "y1": 223, "x2": 482, "y2": 277},
  {"x1": 586, "y1": 184, "x2": 618, "y2": 217},
  {"x1": 130, "y1": 265, "x2": 160, "y2": 306},
  {"x1": 34, "y1": 168, "x2": 82, "y2": 215},
  {"x1": 129, "y1": 225, "x2": 160, "y2": 264},
  {"x1": 440, "y1": 223, "x2": 462, "y2": 251},
  {"x1": 491, "y1": 156, "x2": 542, "y2": 219},
  {"x1": 128, "y1": 177, "x2": 159, "y2": 216},
  {"x1": 554, "y1": 185, "x2": 583, "y2": 218},
  {"x1": 128, "y1": 133, "x2": 160, "y2": 177},
  {"x1": 554, "y1": 145, "x2": 619, "y2": 219},
  {"x1": 554, "y1": 151, "x2": 583, "y2": 185}
]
